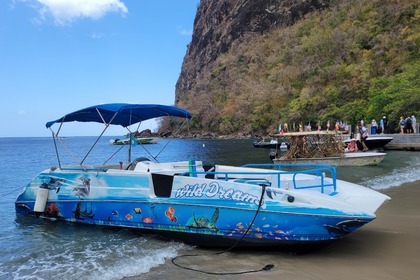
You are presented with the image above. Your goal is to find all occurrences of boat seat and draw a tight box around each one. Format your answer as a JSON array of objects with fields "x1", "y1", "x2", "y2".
[{"x1": 128, "y1": 157, "x2": 151, "y2": 170}]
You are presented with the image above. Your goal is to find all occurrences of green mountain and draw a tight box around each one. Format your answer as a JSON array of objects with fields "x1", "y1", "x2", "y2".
[{"x1": 169, "y1": 0, "x2": 419, "y2": 136}]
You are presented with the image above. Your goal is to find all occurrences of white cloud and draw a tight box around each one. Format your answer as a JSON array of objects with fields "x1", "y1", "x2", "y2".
[
  {"x1": 177, "y1": 26, "x2": 193, "y2": 36},
  {"x1": 30, "y1": 0, "x2": 128, "y2": 25},
  {"x1": 91, "y1": 32, "x2": 104, "y2": 39}
]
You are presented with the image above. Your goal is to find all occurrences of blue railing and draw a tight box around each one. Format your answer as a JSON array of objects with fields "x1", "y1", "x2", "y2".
[
  {"x1": 242, "y1": 163, "x2": 337, "y2": 193},
  {"x1": 181, "y1": 163, "x2": 337, "y2": 194},
  {"x1": 242, "y1": 163, "x2": 337, "y2": 194}
]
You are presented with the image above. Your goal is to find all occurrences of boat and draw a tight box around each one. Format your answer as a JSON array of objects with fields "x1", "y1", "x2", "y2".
[
  {"x1": 109, "y1": 138, "x2": 129, "y2": 145},
  {"x1": 110, "y1": 137, "x2": 160, "y2": 145},
  {"x1": 343, "y1": 136, "x2": 393, "y2": 150},
  {"x1": 15, "y1": 104, "x2": 390, "y2": 249},
  {"x1": 253, "y1": 138, "x2": 289, "y2": 150},
  {"x1": 271, "y1": 131, "x2": 386, "y2": 166},
  {"x1": 137, "y1": 137, "x2": 160, "y2": 144}
]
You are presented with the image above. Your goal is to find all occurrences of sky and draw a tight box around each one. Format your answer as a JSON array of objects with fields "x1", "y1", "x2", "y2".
[{"x1": 0, "y1": 0, "x2": 200, "y2": 137}]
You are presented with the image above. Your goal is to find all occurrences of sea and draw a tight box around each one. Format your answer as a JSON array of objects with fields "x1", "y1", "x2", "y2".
[{"x1": 1, "y1": 136, "x2": 419, "y2": 280}]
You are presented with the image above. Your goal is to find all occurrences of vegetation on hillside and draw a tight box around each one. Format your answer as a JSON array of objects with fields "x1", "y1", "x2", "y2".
[{"x1": 171, "y1": 0, "x2": 419, "y2": 136}]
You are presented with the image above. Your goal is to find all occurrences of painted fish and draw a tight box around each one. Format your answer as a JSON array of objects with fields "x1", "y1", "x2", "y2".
[
  {"x1": 45, "y1": 203, "x2": 60, "y2": 217},
  {"x1": 142, "y1": 217, "x2": 153, "y2": 224},
  {"x1": 165, "y1": 206, "x2": 177, "y2": 222},
  {"x1": 125, "y1": 213, "x2": 133, "y2": 220}
]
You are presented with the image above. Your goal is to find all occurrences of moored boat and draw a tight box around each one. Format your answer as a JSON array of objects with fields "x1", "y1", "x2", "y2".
[
  {"x1": 343, "y1": 136, "x2": 393, "y2": 150},
  {"x1": 15, "y1": 104, "x2": 390, "y2": 249},
  {"x1": 253, "y1": 138, "x2": 289, "y2": 150},
  {"x1": 109, "y1": 138, "x2": 129, "y2": 145},
  {"x1": 271, "y1": 131, "x2": 386, "y2": 166},
  {"x1": 273, "y1": 151, "x2": 386, "y2": 166},
  {"x1": 110, "y1": 136, "x2": 160, "y2": 145},
  {"x1": 137, "y1": 137, "x2": 160, "y2": 144}
]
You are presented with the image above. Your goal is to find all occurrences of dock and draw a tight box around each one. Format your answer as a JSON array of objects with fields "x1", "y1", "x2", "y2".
[{"x1": 380, "y1": 133, "x2": 420, "y2": 151}]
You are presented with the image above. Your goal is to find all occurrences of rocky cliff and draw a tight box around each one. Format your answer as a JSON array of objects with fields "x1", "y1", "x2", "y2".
[{"x1": 175, "y1": 0, "x2": 331, "y2": 103}]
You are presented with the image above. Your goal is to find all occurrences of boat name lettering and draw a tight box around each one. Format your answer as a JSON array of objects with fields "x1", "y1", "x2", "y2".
[
  {"x1": 174, "y1": 183, "x2": 207, "y2": 197},
  {"x1": 175, "y1": 182, "x2": 260, "y2": 205}
]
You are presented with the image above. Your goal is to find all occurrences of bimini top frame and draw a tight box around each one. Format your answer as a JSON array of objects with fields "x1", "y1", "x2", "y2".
[{"x1": 46, "y1": 103, "x2": 192, "y2": 169}]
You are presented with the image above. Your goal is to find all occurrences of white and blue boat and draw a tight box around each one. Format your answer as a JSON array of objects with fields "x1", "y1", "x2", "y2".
[{"x1": 15, "y1": 103, "x2": 390, "y2": 249}]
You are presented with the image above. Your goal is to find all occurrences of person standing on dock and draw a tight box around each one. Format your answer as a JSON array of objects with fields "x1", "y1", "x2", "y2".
[
  {"x1": 381, "y1": 116, "x2": 388, "y2": 134},
  {"x1": 379, "y1": 117, "x2": 384, "y2": 134},
  {"x1": 405, "y1": 116, "x2": 413, "y2": 134},
  {"x1": 371, "y1": 119, "x2": 378, "y2": 134},
  {"x1": 400, "y1": 116, "x2": 405, "y2": 133}
]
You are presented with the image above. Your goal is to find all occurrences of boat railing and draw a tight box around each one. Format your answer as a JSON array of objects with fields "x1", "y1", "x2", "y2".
[
  {"x1": 180, "y1": 163, "x2": 336, "y2": 194},
  {"x1": 242, "y1": 163, "x2": 337, "y2": 194},
  {"x1": 60, "y1": 163, "x2": 130, "y2": 172}
]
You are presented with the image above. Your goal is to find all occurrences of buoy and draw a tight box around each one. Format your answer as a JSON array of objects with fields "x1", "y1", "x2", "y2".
[
  {"x1": 34, "y1": 183, "x2": 49, "y2": 214},
  {"x1": 280, "y1": 142, "x2": 288, "y2": 150}
]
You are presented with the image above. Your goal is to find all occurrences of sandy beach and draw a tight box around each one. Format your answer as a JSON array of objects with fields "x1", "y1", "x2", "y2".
[{"x1": 129, "y1": 180, "x2": 420, "y2": 280}]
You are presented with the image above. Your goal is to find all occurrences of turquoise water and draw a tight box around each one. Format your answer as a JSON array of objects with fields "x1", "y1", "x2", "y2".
[{"x1": 1, "y1": 137, "x2": 419, "y2": 279}]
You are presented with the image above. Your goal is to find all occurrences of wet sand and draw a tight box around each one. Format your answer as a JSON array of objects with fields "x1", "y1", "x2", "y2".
[{"x1": 129, "y1": 181, "x2": 420, "y2": 280}]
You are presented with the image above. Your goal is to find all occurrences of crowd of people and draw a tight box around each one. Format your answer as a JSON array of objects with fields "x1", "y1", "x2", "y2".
[
  {"x1": 369, "y1": 116, "x2": 388, "y2": 134},
  {"x1": 399, "y1": 115, "x2": 417, "y2": 134},
  {"x1": 278, "y1": 120, "x2": 350, "y2": 134},
  {"x1": 277, "y1": 114, "x2": 417, "y2": 135},
  {"x1": 370, "y1": 115, "x2": 417, "y2": 134},
  {"x1": 358, "y1": 115, "x2": 417, "y2": 135}
]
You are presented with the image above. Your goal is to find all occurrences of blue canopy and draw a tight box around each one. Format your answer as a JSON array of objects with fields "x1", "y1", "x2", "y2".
[{"x1": 46, "y1": 103, "x2": 192, "y2": 128}]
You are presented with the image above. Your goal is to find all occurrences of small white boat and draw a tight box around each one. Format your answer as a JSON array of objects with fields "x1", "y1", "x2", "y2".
[
  {"x1": 109, "y1": 138, "x2": 129, "y2": 145},
  {"x1": 15, "y1": 104, "x2": 390, "y2": 249},
  {"x1": 110, "y1": 137, "x2": 160, "y2": 145},
  {"x1": 253, "y1": 138, "x2": 289, "y2": 149}
]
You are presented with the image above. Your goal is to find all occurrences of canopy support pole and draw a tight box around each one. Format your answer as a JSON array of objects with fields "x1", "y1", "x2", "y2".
[{"x1": 80, "y1": 110, "x2": 118, "y2": 166}]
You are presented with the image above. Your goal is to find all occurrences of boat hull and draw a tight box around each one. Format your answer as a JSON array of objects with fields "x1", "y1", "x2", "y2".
[
  {"x1": 273, "y1": 152, "x2": 386, "y2": 166},
  {"x1": 253, "y1": 140, "x2": 289, "y2": 149},
  {"x1": 15, "y1": 168, "x2": 378, "y2": 248},
  {"x1": 253, "y1": 142, "x2": 279, "y2": 149},
  {"x1": 137, "y1": 137, "x2": 159, "y2": 144},
  {"x1": 110, "y1": 137, "x2": 159, "y2": 145},
  {"x1": 15, "y1": 199, "x2": 373, "y2": 248},
  {"x1": 344, "y1": 136, "x2": 393, "y2": 150}
]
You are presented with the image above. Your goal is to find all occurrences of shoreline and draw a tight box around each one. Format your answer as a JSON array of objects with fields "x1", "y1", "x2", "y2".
[{"x1": 128, "y1": 180, "x2": 420, "y2": 280}]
